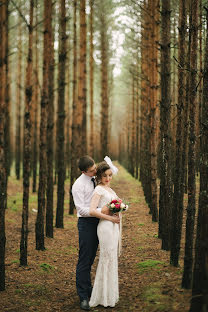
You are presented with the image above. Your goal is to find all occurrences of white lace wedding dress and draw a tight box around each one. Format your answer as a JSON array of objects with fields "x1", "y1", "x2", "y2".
[{"x1": 89, "y1": 185, "x2": 120, "y2": 308}]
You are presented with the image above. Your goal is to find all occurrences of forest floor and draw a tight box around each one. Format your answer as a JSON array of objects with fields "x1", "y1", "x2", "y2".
[{"x1": 1, "y1": 163, "x2": 192, "y2": 312}]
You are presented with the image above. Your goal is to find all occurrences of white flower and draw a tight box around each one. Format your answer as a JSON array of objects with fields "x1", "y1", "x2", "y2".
[
  {"x1": 110, "y1": 203, "x2": 115, "y2": 208},
  {"x1": 120, "y1": 203, "x2": 125, "y2": 209},
  {"x1": 125, "y1": 205, "x2": 129, "y2": 210}
]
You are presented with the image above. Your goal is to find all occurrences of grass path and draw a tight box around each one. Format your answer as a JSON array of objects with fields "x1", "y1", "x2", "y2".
[{"x1": 1, "y1": 164, "x2": 191, "y2": 312}]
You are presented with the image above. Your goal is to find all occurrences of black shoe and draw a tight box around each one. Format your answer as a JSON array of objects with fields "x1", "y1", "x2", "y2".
[{"x1": 80, "y1": 299, "x2": 90, "y2": 311}]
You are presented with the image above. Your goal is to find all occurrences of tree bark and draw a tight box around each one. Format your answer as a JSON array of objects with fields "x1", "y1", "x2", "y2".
[
  {"x1": 182, "y1": 0, "x2": 199, "y2": 289},
  {"x1": 46, "y1": 0, "x2": 54, "y2": 237},
  {"x1": 69, "y1": 0, "x2": 78, "y2": 215},
  {"x1": 89, "y1": 0, "x2": 94, "y2": 157},
  {"x1": 0, "y1": 0, "x2": 7, "y2": 291},
  {"x1": 100, "y1": 10, "x2": 109, "y2": 159},
  {"x1": 79, "y1": 0, "x2": 87, "y2": 154},
  {"x1": 149, "y1": 0, "x2": 159, "y2": 222},
  {"x1": 170, "y1": 0, "x2": 187, "y2": 267},
  {"x1": 159, "y1": 0, "x2": 172, "y2": 251},
  {"x1": 189, "y1": 8, "x2": 208, "y2": 311},
  {"x1": 4, "y1": 1, "x2": 11, "y2": 183},
  {"x1": 20, "y1": 0, "x2": 34, "y2": 266},
  {"x1": 36, "y1": 0, "x2": 51, "y2": 250},
  {"x1": 56, "y1": 0, "x2": 66, "y2": 228},
  {"x1": 16, "y1": 16, "x2": 22, "y2": 181},
  {"x1": 32, "y1": 0, "x2": 39, "y2": 193}
]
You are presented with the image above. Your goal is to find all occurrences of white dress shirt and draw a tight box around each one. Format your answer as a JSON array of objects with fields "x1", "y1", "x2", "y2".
[{"x1": 72, "y1": 173, "x2": 101, "y2": 217}]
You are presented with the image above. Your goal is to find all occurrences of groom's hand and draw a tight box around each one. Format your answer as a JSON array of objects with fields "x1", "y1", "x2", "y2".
[{"x1": 101, "y1": 205, "x2": 110, "y2": 215}]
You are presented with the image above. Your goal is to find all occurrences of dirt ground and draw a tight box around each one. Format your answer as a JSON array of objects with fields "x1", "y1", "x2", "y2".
[{"x1": 1, "y1": 164, "x2": 191, "y2": 312}]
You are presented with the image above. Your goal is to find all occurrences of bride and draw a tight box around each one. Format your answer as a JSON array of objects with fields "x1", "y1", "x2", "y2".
[{"x1": 89, "y1": 157, "x2": 121, "y2": 308}]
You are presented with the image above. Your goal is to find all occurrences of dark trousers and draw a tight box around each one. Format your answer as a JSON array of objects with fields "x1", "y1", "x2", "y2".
[{"x1": 76, "y1": 217, "x2": 99, "y2": 301}]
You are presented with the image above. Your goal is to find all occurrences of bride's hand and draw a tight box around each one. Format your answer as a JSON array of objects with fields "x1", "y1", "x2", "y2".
[
  {"x1": 101, "y1": 205, "x2": 110, "y2": 215},
  {"x1": 109, "y1": 215, "x2": 120, "y2": 224}
]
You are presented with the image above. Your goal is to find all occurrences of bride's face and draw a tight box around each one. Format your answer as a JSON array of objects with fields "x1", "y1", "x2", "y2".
[{"x1": 101, "y1": 169, "x2": 113, "y2": 186}]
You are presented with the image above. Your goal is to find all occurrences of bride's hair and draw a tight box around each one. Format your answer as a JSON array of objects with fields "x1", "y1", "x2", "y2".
[{"x1": 96, "y1": 161, "x2": 110, "y2": 184}]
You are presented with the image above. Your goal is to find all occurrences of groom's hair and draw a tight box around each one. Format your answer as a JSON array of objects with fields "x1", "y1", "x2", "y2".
[{"x1": 78, "y1": 155, "x2": 95, "y2": 172}]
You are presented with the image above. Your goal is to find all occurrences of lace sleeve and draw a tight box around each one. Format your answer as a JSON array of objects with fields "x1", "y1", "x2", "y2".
[{"x1": 94, "y1": 185, "x2": 104, "y2": 196}]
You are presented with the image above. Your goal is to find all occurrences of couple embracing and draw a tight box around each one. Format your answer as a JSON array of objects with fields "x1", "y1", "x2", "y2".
[{"x1": 72, "y1": 155, "x2": 122, "y2": 310}]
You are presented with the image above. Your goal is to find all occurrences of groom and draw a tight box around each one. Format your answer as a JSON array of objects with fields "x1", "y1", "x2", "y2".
[{"x1": 72, "y1": 155, "x2": 108, "y2": 311}]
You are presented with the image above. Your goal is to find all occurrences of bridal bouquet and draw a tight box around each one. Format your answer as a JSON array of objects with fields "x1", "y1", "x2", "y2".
[{"x1": 107, "y1": 199, "x2": 128, "y2": 214}]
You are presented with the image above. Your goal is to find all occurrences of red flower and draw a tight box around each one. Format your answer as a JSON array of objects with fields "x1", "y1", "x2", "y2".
[
  {"x1": 115, "y1": 204, "x2": 120, "y2": 209},
  {"x1": 111, "y1": 199, "x2": 118, "y2": 204}
]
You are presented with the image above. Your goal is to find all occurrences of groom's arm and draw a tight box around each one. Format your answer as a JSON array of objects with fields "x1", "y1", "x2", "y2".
[{"x1": 72, "y1": 188, "x2": 91, "y2": 217}]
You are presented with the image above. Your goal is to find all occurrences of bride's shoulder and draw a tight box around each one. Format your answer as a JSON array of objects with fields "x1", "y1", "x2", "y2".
[{"x1": 94, "y1": 185, "x2": 105, "y2": 195}]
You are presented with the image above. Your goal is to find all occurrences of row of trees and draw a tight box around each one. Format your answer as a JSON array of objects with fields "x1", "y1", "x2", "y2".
[
  {"x1": 0, "y1": 0, "x2": 117, "y2": 291},
  {"x1": 118, "y1": 0, "x2": 207, "y2": 311},
  {"x1": 0, "y1": 0, "x2": 207, "y2": 311}
]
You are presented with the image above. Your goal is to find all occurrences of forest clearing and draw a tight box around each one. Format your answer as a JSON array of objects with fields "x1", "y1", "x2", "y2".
[{"x1": 1, "y1": 164, "x2": 191, "y2": 312}]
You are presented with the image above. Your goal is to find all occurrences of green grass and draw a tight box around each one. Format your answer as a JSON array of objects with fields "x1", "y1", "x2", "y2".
[
  {"x1": 63, "y1": 246, "x2": 77, "y2": 254},
  {"x1": 23, "y1": 283, "x2": 48, "y2": 295},
  {"x1": 137, "y1": 260, "x2": 164, "y2": 272},
  {"x1": 7, "y1": 193, "x2": 22, "y2": 212},
  {"x1": 138, "y1": 223, "x2": 145, "y2": 226},
  {"x1": 39, "y1": 263, "x2": 54, "y2": 272},
  {"x1": 141, "y1": 284, "x2": 171, "y2": 311},
  {"x1": 11, "y1": 259, "x2": 19, "y2": 264}
]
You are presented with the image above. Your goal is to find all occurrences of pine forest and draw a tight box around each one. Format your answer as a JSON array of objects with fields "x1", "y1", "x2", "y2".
[{"x1": 0, "y1": 0, "x2": 208, "y2": 311}]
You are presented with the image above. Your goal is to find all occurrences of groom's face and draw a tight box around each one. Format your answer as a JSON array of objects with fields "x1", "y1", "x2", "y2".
[{"x1": 84, "y1": 164, "x2": 97, "y2": 177}]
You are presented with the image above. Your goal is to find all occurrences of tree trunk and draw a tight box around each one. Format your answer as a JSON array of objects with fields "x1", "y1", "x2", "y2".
[
  {"x1": 56, "y1": 0, "x2": 66, "y2": 228},
  {"x1": 20, "y1": 0, "x2": 34, "y2": 266},
  {"x1": 182, "y1": 0, "x2": 199, "y2": 289},
  {"x1": 170, "y1": 0, "x2": 187, "y2": 267},
  {"x1": 100, "y1": 12, "x2": 109, "y2": 159},
  {"x1": 89, "y1": 0, "x2": 94, "y2": 157},
  {"x1": 32, "y1": 0, "x2": 39, "y2": 193},
  {"x1": 16, "y1": 16, "x2": 22, "y2": 181},
  {"x1": 135, "y1": 65, "x2": 140, "y2": 179},
  {"x1": 4, "y1": 2, "x2": 11, "y2": 183},
  {"x1": 189, "y1": 8, "x2": 208, "y2": 311},
  {"x1": 79, "y1": 0, "x2": 87, "y2": 154},
  {"x1": 149, "y1": 0, "x2": 159, "y2": 222},
  {"x1": 129, "y1": 73, "x2": 135, "y2": 177},
  {"x1": 36, "y1": 0, "x2": 51, "y2": 250},
  {"x1": 159, "y1": 0, "x2": 172, "y2": 251},
  {"x1": 0, "y1": 0, "x2": 7, "y2": 291},
  {"x1": 69, "y1": 0, "x2": 78, "y2": 215},
  {"x1": 46, "y1": 0, "x2": 54, "y2": 237},
  {"x1": 65, "y1": 33, "x2": 71, "y2": 179}
]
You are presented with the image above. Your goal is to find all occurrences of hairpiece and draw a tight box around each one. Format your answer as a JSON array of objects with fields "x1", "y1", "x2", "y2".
[{"x1": 104, "y1": 156, "x2": 118, "y2": 175}]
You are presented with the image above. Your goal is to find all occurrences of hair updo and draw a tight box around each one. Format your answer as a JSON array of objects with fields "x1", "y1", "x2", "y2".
[{"x1": 96, "y1": 161, "x2": 111, "y2": 184}]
